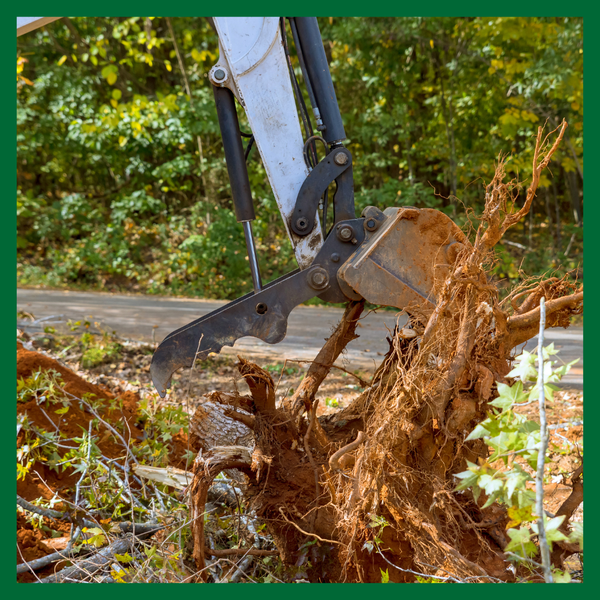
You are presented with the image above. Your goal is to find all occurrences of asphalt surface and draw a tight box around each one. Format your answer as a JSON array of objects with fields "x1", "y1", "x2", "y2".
[{"x1": 17, "y1": 288, "x2": 583, "y2": 387}]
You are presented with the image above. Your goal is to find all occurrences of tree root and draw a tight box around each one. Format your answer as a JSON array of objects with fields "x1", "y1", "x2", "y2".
[{"x1": 186, "y1": 121, "x2": 581, "y2": 582}]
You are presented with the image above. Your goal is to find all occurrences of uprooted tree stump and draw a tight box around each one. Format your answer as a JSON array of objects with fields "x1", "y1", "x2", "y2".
[{"x1": 188, "y1": 120, "x2": 583, "y2": 582}]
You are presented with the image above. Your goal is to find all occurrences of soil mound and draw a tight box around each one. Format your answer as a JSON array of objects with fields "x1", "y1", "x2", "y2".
[
  {"x1": 16, "y1": 344, "x2": 144, "y2": 579},
  {"x1": 18, "y1": 341, "x2": 112, "y2": 400}
]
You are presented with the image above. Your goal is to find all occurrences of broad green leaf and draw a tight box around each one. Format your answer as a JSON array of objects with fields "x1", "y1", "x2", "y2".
[
  {"x1": 114, "y1": 552, "x2": 134, "y2": 563},
  {"x1": 532, "y1": 515, "x2": 568, "y2": 549},
  {"x1": 505, "y1": 527, "x2": 537, "y2": 558},
  {"x1": 465, "y1": 423, "x2": 490, "y2": 441},
  {"x1": 505, "y1": 469, "x2": 530, "y2": 502},
  {"x1": 508, "y1": 350, "x2": 538, "y2": 383},
  {"x1": 454, "y1": 469, "x2": 480, "y2": 491},
  {"x1": 82, "y1": 527, "x2": 107, "y2": 548},
  {"x1": 552, "y1": 569, "x2": 572, "y2": 583}
]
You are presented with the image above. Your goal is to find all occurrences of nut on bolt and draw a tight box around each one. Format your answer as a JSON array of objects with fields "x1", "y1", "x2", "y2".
[
  {"x1": 365, "y1": 218, "x2": 378, "y2": 231},
  {"x1": 337, "y1": 224, "x2": 354, "y2": 242},
  {"x1": 210, "y1": 66, "x2": 228, "y2": 85},
  {"x1": 333, "y1": 151, "x2": 349, "y2": 166},
  {"x1": 308, "y1": 268, "x2": 329, "y2": 290}
]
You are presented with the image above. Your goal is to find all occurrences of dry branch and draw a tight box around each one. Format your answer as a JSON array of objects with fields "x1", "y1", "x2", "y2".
[
  {"x1": 288, "y1": 300, "x2": 364, "y2": 416},
  {"x1": 182, "y1": 120, "x2": 580, "y2": 582},
  {"x1": 34, "y1": 530, "x2": 161, "y2": 583},
  {"x1": 188, "y1": 446, "x2": 252, "y2": 579},
  {"x1": 205, "y1": 547, "x2": 279, "y2": 557}
]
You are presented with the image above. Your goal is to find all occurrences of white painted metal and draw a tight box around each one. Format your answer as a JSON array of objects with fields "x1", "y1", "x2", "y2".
[
  {"x1": 17, "y1": 17, "x2": 62, "y2": 36},
  {"x1": 18, "y1": 16, "x2": 324, "y2": 267},
  {"x1": 213, "y1": 17, "x2": 323, "y2": 268}
]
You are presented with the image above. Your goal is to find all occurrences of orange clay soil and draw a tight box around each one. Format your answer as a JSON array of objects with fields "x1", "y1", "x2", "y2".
[{"x1": 16, "y1": 341, "x2": 187, "y2": 581}]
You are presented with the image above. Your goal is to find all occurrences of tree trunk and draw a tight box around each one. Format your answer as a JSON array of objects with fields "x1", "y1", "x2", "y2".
[
  {"x1": 186, "y1": 123, "x2": 583, "y2": 583},
  {"x1": 544, "y1": 188, "x2": 554, "y2": 253},
  {"x1": 552, "y1": 176, "x2": 562, "y2": 251},
  {"x1": 566, "y1": 170, "x2": 582, "y2": 226}
]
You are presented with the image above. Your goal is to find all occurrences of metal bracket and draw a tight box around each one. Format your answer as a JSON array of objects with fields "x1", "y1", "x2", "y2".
[
  {"x1": 290, "y1": 148, "x2": 353, "y2": 236},
  {"x1": 150, "y1": 218, "x2": 365, "y2": 397}
]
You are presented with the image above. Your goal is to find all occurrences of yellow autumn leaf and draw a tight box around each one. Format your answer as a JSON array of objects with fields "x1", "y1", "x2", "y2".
[
  {"x1": 81, "y1": 527, "x2": 107, "y2": 548},
  {"x1": 119, "y1": 136, "x2": 128, "y2": 147},
  {"x1": 506, "y1": 506, "x2": 534, "y2": 529},
  {"x1": 430, "y1": 39, "x2": 434, "y2": 49},
  {"x1": 107, "y1": 72, "x2": 117, "y2": 85},
  {"x1": 57, "y1": 55, "x2": 67, "y2": 66}
]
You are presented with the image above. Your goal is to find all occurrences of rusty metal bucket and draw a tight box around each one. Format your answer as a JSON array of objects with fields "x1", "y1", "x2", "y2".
[{"x1": 338, "y1": 207, "x2": 467, "y2": 311}]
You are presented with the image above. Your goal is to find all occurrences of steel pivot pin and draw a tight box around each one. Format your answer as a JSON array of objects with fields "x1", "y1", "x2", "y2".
[{"x1": 333, "y1": 151, "x2": 348, "y2": 165}]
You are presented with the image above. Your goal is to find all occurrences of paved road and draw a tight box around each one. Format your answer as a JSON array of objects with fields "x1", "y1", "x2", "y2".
[{"x1": 17, "y1": 288, "x2": 583, "y2": 387}]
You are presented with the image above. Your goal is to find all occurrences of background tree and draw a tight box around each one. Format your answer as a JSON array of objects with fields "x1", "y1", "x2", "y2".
[{"x1": 17, "y1": 17, "x2": 582, "y2": 299}]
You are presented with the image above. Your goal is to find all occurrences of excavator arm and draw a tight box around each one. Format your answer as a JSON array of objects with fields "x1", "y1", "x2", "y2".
[{"x1": 18, "y1": 17, "x2": 466, "y2": 397}]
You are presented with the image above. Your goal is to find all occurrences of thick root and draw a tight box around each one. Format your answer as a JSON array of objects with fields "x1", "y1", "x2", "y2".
[{"x1": 187, "y1": 121, "x2": 582, "y2": 582}]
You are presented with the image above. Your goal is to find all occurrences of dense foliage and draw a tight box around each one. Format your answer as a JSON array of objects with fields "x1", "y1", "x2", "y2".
[{"x1": 17, "y1": 17, "x2": 583, "y2": 299}]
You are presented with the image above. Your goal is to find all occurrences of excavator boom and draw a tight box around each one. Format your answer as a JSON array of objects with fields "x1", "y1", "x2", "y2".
[{"x1": 18, "y1": 17, "x2": 466, "y2": 397}]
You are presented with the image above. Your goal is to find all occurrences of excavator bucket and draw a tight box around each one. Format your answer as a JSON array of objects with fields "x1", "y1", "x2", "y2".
[{"x1": 338, "y1": 206, "x2": 467, "y2": 311}]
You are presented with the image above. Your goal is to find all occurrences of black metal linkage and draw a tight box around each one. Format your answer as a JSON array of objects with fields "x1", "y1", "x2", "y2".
[
  {"x1": 212, "y1": 85, "x2": 262, "y2": 292},
  {"x1": 293, "y1": 17, "x2": 346, "y2": 146}
]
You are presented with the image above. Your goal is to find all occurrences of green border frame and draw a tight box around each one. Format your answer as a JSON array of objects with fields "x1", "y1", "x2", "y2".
[{"x1": 7, "y1": 1, "x2": 594, "y2": 596}]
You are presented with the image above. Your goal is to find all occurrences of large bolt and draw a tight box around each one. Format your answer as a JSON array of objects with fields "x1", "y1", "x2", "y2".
[
  {"x1": 333, "y1": 151, "x2": 348, "y2": 166},
  {"x1": 308, "y1": 268, "x2": 329, "y2": 290},
  {"x1": 365, "y1": 218, "x2": 379, "y2": 232},
  {"x1": 331, "y1": 253, "x2": 340, "y2": 263},
  {"x1": 295, "y1": 217, "x2": 309, "y2": 231},
  {"x1": 214, "y1": 68, "x2": 226, "y2": 81},
  {"x1": 337, "y1": 224, "x2": 353, "y2": 242}
]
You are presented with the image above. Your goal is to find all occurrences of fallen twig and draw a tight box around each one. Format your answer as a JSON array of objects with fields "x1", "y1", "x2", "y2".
[
  {"x1": 36, "y1": 534, "x2": 136, "y2": 583},
  {"x1": 17, "y1": 494, "x2": 96, "y2": 530},
  {"x1": 205, "y1": 547, "x2": 279, "y2": 557},
  {"x1": 17, "y1": 527, "x2": 84, "y2": 575}
]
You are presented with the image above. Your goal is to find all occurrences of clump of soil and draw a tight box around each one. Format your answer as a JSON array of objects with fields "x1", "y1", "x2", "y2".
[
  {"x1": 185, "y1": 122, "x2": 583, "y2": 583},
  {"x1": 16, "y1": 341, "x2": 187, "y2": 581},
  {"x1": 17, "y1": 342, "x2": 143, "y2": 500}
]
